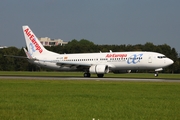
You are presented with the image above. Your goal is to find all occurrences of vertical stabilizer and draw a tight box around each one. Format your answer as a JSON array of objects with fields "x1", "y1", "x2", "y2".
[{"x1": 22, "y1": 26, "x2": 48, "y2": 57}]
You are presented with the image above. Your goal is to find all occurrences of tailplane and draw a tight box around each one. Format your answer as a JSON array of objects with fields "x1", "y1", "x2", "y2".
[
  {"x1": 4, "y1": 48, "x2": 33, "y2": 59},
  {"x1": 22, "y1": 26, "x2": 48, "y2": 57}
]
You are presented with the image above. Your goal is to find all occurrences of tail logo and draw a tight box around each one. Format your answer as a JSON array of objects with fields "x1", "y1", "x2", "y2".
[
  {"x1": 24, "y1": 28, "x2": 43, "y2": 53},
  {"x1": 29, "y1": 43, "x2": 36, "y2": 55}
]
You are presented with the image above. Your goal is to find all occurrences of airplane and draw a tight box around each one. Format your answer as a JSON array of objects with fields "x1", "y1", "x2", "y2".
[{"x1": 11, "y1": 26, "x2": 175, "y2": 77}]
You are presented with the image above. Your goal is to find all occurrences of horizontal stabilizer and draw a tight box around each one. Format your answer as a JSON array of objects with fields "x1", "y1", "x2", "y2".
[{"x1": 4, "y1": 55, "x2": 27, "y2": 59}]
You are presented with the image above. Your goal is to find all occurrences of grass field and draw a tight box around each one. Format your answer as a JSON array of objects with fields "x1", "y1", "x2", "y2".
[
  {"x1": 0, "y1": 71, "x2": 180, "y2": 119},
  {"x1": 0, "y1": 79, "x2": 180, "y2": 120}
]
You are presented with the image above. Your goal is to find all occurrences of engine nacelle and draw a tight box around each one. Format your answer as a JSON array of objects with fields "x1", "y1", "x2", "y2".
[{"x1": 89, "y1": 65, "x2": 109, "y2": 74}]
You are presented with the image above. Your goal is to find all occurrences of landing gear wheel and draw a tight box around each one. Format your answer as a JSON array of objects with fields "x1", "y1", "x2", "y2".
[
  {"x1": 97, "y1": 74, "x2": 104, "y2": 78},
  {"x1": 154, "y1": 72, "x2": 158, "y2": 77},
  {"x1": 84, "y1": 73, "x2": 91, "y2": 77}
]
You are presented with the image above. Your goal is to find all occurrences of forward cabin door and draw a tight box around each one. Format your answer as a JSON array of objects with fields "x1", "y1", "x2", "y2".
[{"x1": 148, "y1": 55, "x2": 152, "y2": 63}]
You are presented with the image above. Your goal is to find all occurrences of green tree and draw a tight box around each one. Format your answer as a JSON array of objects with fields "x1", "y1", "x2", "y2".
[
  {"x1": 143, "y1": 42, "x2": 155, "y2": 51},
  {"x1": 0, "y1": 47, "x2": 19, "y2": 70}
]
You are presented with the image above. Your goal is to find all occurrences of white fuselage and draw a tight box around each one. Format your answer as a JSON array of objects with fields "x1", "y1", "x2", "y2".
[{"x1": 30, "y1": 51, "x2": 173, "y2": 72}]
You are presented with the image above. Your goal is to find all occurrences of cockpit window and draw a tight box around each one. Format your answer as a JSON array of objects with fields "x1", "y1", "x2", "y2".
[{"x1": 157, "y1": 56, "x2": 167, "y2": 59}]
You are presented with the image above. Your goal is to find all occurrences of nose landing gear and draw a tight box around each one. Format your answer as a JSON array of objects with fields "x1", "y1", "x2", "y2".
[{"x1": 154, "y1": 72, "x2": 158, "y2": 77}]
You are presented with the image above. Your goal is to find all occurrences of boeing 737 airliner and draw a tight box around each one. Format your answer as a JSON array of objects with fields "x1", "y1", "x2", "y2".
[{"x1": 21, "y1": 26, "x2": 173, "y2": 77}]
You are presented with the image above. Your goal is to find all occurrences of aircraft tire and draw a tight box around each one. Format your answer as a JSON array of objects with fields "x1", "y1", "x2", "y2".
[
  {"x1": 154, "y1": 72, "x2": 158, "y2": 77},
  {"x1": 84, "y1": 73, "x2": 91, "y2": 77}
]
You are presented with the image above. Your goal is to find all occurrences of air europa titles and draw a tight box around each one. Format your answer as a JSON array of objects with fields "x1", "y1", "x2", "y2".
[
  {"x1": 106, "y1": 54, "x2": 127, "y2": 58},
  {"x1": 24, "y1": 28, "x2": 43, "y2": 53}
]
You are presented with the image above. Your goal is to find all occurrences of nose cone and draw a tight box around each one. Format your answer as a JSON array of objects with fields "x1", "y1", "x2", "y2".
[{"x1": 167, "y1": 58, "x2": 174, "y2": 66}]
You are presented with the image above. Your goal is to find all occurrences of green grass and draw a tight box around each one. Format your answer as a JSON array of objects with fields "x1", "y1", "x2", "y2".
[
  {"x1": 0, "y1": 71, "x2": 180, "y2": 79},
  {"x1": 0, "y1": 79, "x2": 180, "y2": 120}
]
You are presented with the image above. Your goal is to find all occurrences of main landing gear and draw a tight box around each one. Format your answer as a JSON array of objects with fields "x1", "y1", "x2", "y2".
[
  {"x1": 84, "y1": 73, "x2": 91, "y2": 77},
  {"x1": 83, "y1": 73, "x2": 104, "y2": 78}
]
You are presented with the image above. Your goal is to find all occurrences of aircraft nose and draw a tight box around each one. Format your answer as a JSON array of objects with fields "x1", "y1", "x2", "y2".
[{"x1": 168, "y1": 58, "x2": 174, "y2": 65}]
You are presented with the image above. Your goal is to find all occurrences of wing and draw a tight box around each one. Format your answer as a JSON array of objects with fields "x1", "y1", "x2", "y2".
[
  {"x1": 39, "y1": 59, "x2": 92, "y2": 69},
  {"x1": 57, "y1": 61, "x2": 91, "y2": 69}
]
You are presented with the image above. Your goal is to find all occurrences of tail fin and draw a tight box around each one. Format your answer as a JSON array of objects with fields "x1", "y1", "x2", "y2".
[{"x1": 22, "y1": 26, "x2": 48, "y2": 57}]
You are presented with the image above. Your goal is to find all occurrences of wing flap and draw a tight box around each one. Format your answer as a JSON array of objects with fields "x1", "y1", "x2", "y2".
[
  {"x1": 39, "y1": 59, "x2": 91, "y2": 69},
  {"x1": 56, "y1": 61, "x2": 91, "y2": 68}
]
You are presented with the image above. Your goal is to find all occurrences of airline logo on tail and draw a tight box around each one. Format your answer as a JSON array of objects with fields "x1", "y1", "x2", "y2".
[{"x1": 24, "y1": 28, "x2": 43, "y2": 53}]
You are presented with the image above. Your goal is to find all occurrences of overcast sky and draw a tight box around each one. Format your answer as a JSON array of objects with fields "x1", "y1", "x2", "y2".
[{"x1": 0, "y1": 0, "x2": 180, "y2": 53}]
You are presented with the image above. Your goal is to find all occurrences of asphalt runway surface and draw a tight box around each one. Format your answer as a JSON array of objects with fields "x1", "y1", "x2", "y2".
[{"x1": 0, "y1": 76, "x2": 180, "y2": 82}]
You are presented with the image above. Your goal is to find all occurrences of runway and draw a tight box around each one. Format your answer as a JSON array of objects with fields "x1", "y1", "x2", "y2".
[{"x1": 0, "y1": 76, "x2": 180, "y2": 82}]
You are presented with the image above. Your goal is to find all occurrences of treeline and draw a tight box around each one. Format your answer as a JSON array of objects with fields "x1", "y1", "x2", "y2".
[{"x1": 0, "y1": 39, "x2": 179, "y2": 73}]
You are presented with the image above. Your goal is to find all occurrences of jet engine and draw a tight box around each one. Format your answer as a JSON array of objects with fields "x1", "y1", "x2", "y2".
[{"x1": 89, "y1": 65, "x2": 109, "y2": 74}]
